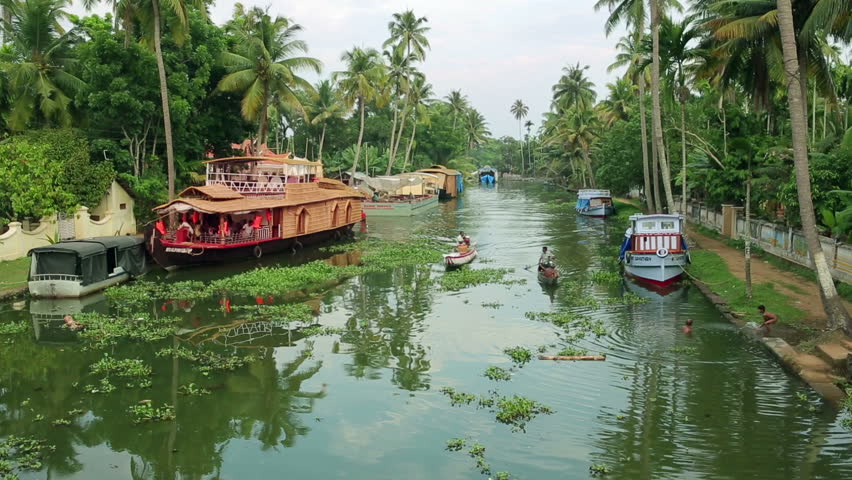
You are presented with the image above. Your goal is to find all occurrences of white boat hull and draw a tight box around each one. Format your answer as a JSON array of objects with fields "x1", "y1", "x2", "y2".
[
  {"x1": 443, "y1": 248, "x2": 477, "y2": 267},
  {"x1": 577, "y1": 205, "x2": 615, "y2": 217},
  {"x1": 28, "y1": 273, "x2": 130, "y2": 298},
  {"x1": 623, "y1": 252, "x2": 687, "y2": 285}
]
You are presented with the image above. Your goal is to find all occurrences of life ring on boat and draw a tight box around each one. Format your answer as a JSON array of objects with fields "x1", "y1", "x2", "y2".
[
  {"x1": 253, "y1": 245, "x2": 262, "y2": 258},
  {"x1": 656, "y1": 247, "x2": 669, "y2": 258}
]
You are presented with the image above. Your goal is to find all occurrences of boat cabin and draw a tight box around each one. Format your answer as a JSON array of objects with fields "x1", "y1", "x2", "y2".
[
  {"x1": 354, "y1": 172, "x2": 439, "y2": 199},
  {"x1": 576, "y1": 189, "x2": 613, "y2": 209},
  {"x1": 627, "y1": 214, "x2": 686, "y2": 252},
  {"x1": 477, "y1": 166, "x2": 497, "y2": 184},
  {"x1": 204, "y1": 156, "x2": 323, "y2": 196},
  {"x1": 28, "y1": 237, "x2": 146, "y2": 297},
  {"x1": 416, "y1": 165, "x2": 464, "y2": 199}
]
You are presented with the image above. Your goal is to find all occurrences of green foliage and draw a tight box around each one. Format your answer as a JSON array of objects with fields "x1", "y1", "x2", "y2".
[
  {"x1": 439, "y1": 267, "x2": 520, "y2": 291},
  {"x1": 0, "y1": 129, "x2": 113, "y2": 223},
  {"x1": 482, "y1": 366, "x2": 512, "y2": 381},
  {"x1": 178, "y1": 383, "x2": 211, "y2": 396},
  {"x1": 0, "y1": 321, "x2": 28, "y2": 336},
  {"x1": 503, "y1": 346, "x2": 533, "y2": 366},
  {"x1": 0, "y1": 435, "x2": 55, "y2": 475},
  {"x1": 446, "y1": 438, "x2": 465, "y2": 451},
  {"x1": 590, "y1": 463, "x2": 611, "y2": 476},
  {"x1": 439, "y1": 387, "x2": 477, "y2": 406},
  {"x1": 128, "y1": 402, "x2": 175, "y2": 424},
  {"x1": 75, "y1": 313, "x2": 181, "y2": 348},
  {"x1": 494, "y1": 395, "x2": 554, "y2": 432}
]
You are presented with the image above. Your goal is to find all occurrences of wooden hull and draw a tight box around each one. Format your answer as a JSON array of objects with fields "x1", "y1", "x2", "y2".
[
  {"x1": 443, "y1": 248, "x2": 477, "y2": 267},
  {"x1": 146, "y1": 224, "x2": 353, "y2": 269},
  {"x1": 362, "y1": 195, "x2": 438, "y2": 216}
]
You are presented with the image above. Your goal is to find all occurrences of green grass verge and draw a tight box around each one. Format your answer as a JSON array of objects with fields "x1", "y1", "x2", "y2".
[
  {"x1": 0, "y1": 257, "x2": 29, "y2": 296},
  {"x1": 613, "y1": 199, "x2": 642, "y2": 219},
  {"x1": 687, "y1": 250, "x2": 806, "y2": 326}
]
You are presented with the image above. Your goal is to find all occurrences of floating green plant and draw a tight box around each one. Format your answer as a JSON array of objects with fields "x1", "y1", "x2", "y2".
[
  {"x1": 300, "y1": 326, "x2": 346, "y2": 337},
  {"x1": 81, "y1": 378, "x2": 116, "y2": 394},
  {"x1": 446, "y1": 438, "x2": 466, "y2": 451},
  {"x1": 590, "y1": 271, "x2": 621, "y2": 284},
  {"x1": 503, "y1": 346, "x2": 533, "y2": 366},
  {"x1": 590, "y1": 463, "x2": 611, "y2": 476},
  {"x1": 210, "y1": 261, "x2": 363, "y2": 297},
  {"x1": 669, "y1": 346, "x2": 698, "y2": 354},
  {"x1": 76, "y1": 313, "x2": 181, "y2": 348},
  {"x1": 495, "y1": 395, "x2": 554, "y2": 432},
  {"x1": 483, "y1": 366, "x2": 512, "y2": 381},
  {"x1": 50, "y1": 419, "x2": 71, "y2": 427},
  {"x1": 0, "y1": 435, "x2": 55, "y2": 475},
  {"x1": 156, "y1": 347, "x2": 255, "y2": 375},
  {"x1": 128, "y1": 402, "x2": 175, "y2": 424},
  {"x1": 0, "y1": 321, "x2": 28, "y2": 336},
  {"x1": 481, "y1": 302, "x2": 502, "y2": 309},
  {"x1": 439, "y1": 387, "x2": 477, "y2": 406},
  {"x1": 440, "y1": 268, "x2": 522, "y2": 291},
  {"x1": 178, "y1": 383, "x2": 211, "y2": 396},
  {"x1": 233, "y1": 303, "x2": 316, "y2": 323},
  {"x1": 557, "y1": 346, "x2": 589, "y2": 356}
]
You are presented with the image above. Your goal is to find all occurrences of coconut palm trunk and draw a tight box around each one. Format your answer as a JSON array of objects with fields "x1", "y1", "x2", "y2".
[
  {"x1": 391, "y1": 100, "x2": 410, "y2": 164},
  {"x1": 258, "y1": 87, "x2": 270, "y2": 147},
  {"x1": 318, "y1": 125, "x2": 326, "y2": 163},
  {"x1": 638, "y1": 76, "x2": 653, "y2": 212},
  {"x1": 518, "y1": 119, "x2": 525, "y2": 173},
  {"x1": 151, "y1": 0, "x2": 177, "y2": 201},
  {"x1": 386, "y1": 107, "x2": 399, "y2": 174},
  {"x1": 402, "y1": 120, "x2": 418, "y2": 171},
  {"x1": 776, "y1": 0, "x2": 851, "y2": 332},
  {"x1": 582, "y1": 149, "x2": 596, "y2": 188},
  {"x1": 680, "y1": 98, "x2": 687, "y2": 213},
  {"x1": 349, "y1": 96, "x2": 366, "y2": 185},
  {"x1": 649, "y1": 0, "x2": 676, "y2": 213}
]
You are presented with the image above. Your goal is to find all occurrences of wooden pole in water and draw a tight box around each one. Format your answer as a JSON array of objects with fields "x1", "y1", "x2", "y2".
[{"x1": 539, "y1": 355, "x2": 606, "y2": 361}]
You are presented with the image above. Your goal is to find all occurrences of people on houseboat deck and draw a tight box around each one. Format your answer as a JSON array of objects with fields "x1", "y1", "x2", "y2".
[
  {"x1": 177, "y1": 218, "x2": 193, "y2": 242},
  {"x1": 538, "y1": 246, "x2": 555, "y2": 271}
]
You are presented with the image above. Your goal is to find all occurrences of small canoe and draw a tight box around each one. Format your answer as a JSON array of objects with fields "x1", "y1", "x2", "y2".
[
  {"x1": 538, "y1": 266, "x2": 559, "y2": 284},
  {"x1": 444, "y1": 245, "x2": 477, "y2": 267}
]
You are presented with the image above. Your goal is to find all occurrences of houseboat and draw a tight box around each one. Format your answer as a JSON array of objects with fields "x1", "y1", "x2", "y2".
[
  {"x1": 575, "y1": 189, "x2": 614, "y2": 217},
  {"x1": 416, "y1": 165, "x2": 464, "y2": 199},
  {"x1": 355, "y1": 172, "x2": 440, "y2": 216},
  {"x1": 146, "y1": 156, "x2": 364, "y2": 269},
  {"x1": 28, "y1": 236, "x2": 147, "y2": 298},
  {"x1": 477, "y1": 166, "x2": 497, "y2": 185},
  {"x1": 619, "y1": 214, "x2": 689, "y2": 286}
]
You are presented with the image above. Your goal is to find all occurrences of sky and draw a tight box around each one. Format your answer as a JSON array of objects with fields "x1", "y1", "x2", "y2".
[{"x1": 69, "y1": 0, "x2": 629, "y2": 139}]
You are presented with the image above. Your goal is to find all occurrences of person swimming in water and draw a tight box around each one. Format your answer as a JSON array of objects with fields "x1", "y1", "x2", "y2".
[
  {"x1": 63, "y1": 315, "x2": 84, "y2": 331},
  {"x1": 682, "y1": 318, "x2": 693, "y2": 335}
]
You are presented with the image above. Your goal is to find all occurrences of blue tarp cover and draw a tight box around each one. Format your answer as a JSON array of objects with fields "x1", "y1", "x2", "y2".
[
  {"x1": 457, "y1": 175, "x2": 464, "y2": 193},
  {"x1": 575, "y1": 198, "x2": 590, "y2": 210},
  {"x1": 618, "y1": 237, "x2": 631, "y2": 260}
]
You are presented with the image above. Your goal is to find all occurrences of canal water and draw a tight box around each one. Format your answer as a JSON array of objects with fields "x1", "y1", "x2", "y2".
[{"x1": 2, "y1": 182, "x2": 851, "y2": 479}]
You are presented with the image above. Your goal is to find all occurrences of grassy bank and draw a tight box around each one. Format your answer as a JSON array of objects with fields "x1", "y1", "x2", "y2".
[
  {"x1": 0, "y1": 257, "x2": 29, "y2": 297},
  {"x1": 691, "y1": 224, "x2": 852, "y2": 303},
  {"x1": 687, "y1": 250, "x2": 806, "y2": 326}
]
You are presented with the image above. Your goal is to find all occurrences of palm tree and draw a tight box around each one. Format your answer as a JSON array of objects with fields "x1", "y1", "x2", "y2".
[
  {"x1": 306, "y1": 79, "x2": 343, "y2": 164},
  {"x1": 658, "y1": 14, "x2": 703, "y2": 213},
  {"x1": 551, "y1": 63, "x2": 597, "y2": 112},
  {"x1": 384, "y1": 10, "x2": 429, "y2": 168},
  {"x1": 445, "y1": 89, "x2": 469, "y2": 131},
  {"x1": 547, "y1": 108, "x2": 599, "y2": 187},
  {"x1": 609, "y1": 33, "x2": 656, "y2": 211},
  {"x1": 135, "y1": 0, "x2": 205, "y2": 200},
  {"x1": 510, "y1": 99, "x2": 529, "y2": 172},
  {"x1": 649, "y1": 0, "x2": 676, "y2": 212},
  {"x1": 524, "y1": 119, "x2": 534, "y2": 170},
  {"x1": 0, "y1": 0, "x2": 85, "y2": 130},
  {"x1": 598, "y1": 78, "x2": 635, "y2": 126},
  {"x1": 218, "y1": 7, "x2": 321, "y2": 149},
  {"x1": 464, "y1": 109, "x2": 490, "y2": 152},
  {"x1": 776, "y1": 0, "x2": 851, "y2": 332},
  {"x1": 383, "y1": 10, "x2": 430, "y2": 60},
  {"x1": 401, "y1": 76, "x2": 434, "y2": 172},
  {"x1": 383, "y1": 47, "x2": 417, "y2": 173},
  {"x1": 334, "y1": 47, "x2": 384, "y2": 184}
]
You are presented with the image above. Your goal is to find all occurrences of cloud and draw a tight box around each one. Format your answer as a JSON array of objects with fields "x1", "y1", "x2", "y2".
[{"x1": 69, "y1": 0, "x2": 627, "y2": 138}]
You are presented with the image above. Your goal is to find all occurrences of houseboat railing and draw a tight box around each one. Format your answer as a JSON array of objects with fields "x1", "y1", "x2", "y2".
[
  {"x1": 164, "y1": 225, "x2": 278, "y2": 245},
  {"x1": 631, "y1": 234, "x2": 684, "y2": 252},
  {"x1": 206, "y1": 173, "x2": 289, "y2": 195},
  {"x1": 31, "y1": 274, "x2": 83, "y2": 282}
]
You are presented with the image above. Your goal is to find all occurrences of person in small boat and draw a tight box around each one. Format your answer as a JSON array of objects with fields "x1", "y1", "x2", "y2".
[
  {"x1": 456, "y1": 231, "x2": 466, "y2": 244},
  {"x1": 757, "y1": 305, "x2": 778, "y2": 334},
  {"x1": 538, "y1": 247, "x2": 555, "y2": 271},
  {"x1": 682, "y1": 318, "x2": 693, "y2": 335}
]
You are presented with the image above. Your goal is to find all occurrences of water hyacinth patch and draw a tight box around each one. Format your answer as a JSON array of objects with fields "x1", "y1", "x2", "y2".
[
  {"x1": 589, "y1": 270, "x2": 621, "y2": 284},
  {"x1": 494, "y1": 395, "x2": 554, "y2": 432},
  {"x1": 300, "y1": 326, "x2": 346, "y2": 337},
  {"x1": 557, "y1": 346, "x2": 588, "y2": 356},
  {"x1": 156, "y1": 347, "x2": 255, "y2": 375},
  {"x1": 231, "y1": 303, "x2": 316, "y2": 323},
  {"x1": 128, "y1": 402, "x2": 175, "y2": 424},
  {"x1": 75, "y1": 313, "x2": 181, "y2": 349},
  {"x1": 483, "y1": 366, "x2": 512, "y2": 381},
  {"x1": 439, "y1": 387, "x2": 477, "y2": 406},
  {"x1": 210, "y1": 261, "x2": 362, "y2": 297},
  {"x1": 178, "y1": 383, "x2": 211, "y2": 396},
  {"x1": 359, "y1": 239, "x2": 444, "y2": 270},
  {"x1": 0, "y1": 436, "x2": 55, "y2": 475},
  {"x1": 503, "y1": 346, "x2": 533, "y2": 366},
  {"x1": 446, "y1": 438, "x2": 466, "y2": 451},
  {"x1": 0, "y1": 320, "x2": 28, "y2": 336}
]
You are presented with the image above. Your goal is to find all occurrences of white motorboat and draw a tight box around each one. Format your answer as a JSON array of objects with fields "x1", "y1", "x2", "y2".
[{"x1": 619, "y1": 214, "x2": 690, "y2": 286}]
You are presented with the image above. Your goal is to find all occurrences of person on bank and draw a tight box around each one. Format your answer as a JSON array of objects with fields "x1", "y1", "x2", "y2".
[
  {"x1": 758, "y1": 305, "x2": 778, "y2": 334},
  {"x1": 539, "y1": 246, "x2": 555, "y2": 271}
]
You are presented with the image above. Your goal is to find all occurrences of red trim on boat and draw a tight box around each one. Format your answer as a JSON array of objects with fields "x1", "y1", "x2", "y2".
[{"x1": 625, "y1": 271, "x2": 683, "y2": 287}]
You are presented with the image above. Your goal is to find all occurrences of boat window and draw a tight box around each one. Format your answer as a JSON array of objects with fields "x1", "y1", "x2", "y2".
[
  {"x1": 106, "y1": 247, "x2": 118, "y2": 273},
  {"x1": 641, "y1": 221, "x2": 656, "y2": 230},
  {"x1": 660, "y1": 221, "x2": 676, "y2": 230}
]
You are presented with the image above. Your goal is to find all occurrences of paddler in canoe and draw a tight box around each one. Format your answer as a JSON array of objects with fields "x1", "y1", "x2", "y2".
[{"x1": 538, "y1": 246, "x2": 559, "y2": 283}]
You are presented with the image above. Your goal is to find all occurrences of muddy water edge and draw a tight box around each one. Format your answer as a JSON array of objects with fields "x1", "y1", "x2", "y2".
[{"x1": 1, "y1": 181, "x2": 851, "y2": 479}]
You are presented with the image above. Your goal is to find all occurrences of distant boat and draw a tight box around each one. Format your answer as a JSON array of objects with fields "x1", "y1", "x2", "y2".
[
  {"x1": 576, "y1": 189, "x2": 615, "y2": 217},
  {"x1": 354, "y1": 172, "x2": 440, "y2": 216},
  {"x1": 619, "y1": 214, "x2": 690, "y2": 286},
  {"x1": 416, "y1": 165, "x2": 464, "y2": 199},
  {"x1": 477, "y1": 166, "x2": 498, "y2": 185},
  {"x1": 28, "y1": 237, "x2": 146, "y2": 298}
]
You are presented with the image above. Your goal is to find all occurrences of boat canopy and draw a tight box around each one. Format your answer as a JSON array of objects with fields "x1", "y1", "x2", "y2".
[
  {"x1": 28, "y1": 237, "x2": 145, "y2": 285},
  {"x1": 477, "y1": 166, "x2": 497, "y2": 175},
  {"x1": 353, "y1": 173, "x2": 438, "y2": 195},
  {"x1": 577, "y1": 189, "x2": 611, "y2": 199},
  {"x1": 628, "y1": 214, "x2": 684, "y2": 234}
]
